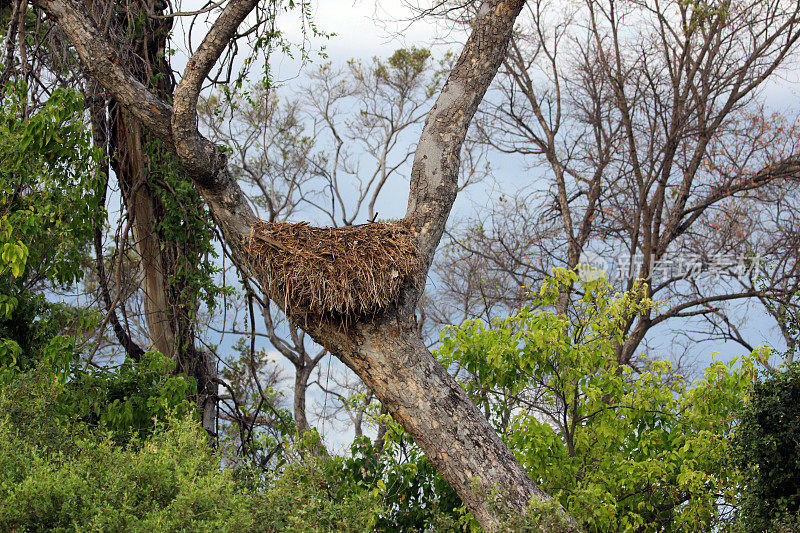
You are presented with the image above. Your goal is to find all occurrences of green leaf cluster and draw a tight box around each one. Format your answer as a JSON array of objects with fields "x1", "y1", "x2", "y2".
[
  {"x1": 0, "y1": 81, "x2": 102, "y2": 287},
  {"x1": 337, "y1": 435, "x2": 463, "y2": 531},
  {"x1": 250, "y1": 446, "x2": 383, "y2": 533},
  {"x1": 0, "y1": 81, "x2": 102, "y2": 371},
  {"x1": 1, "y1": 348, "x2": 195, "y2": 444},
  {"x1": 0, "y1": 355, "x2": 385, "y2": 532},
  {"x1": 731, "y1": 362, "x2": 800, "y2": 532},
  {"x1": 0, "y1": 410, "x2": 260, "y2": 531},
  {"x1": 144, "y1": 135, "x2": 227, "y2": 317}
]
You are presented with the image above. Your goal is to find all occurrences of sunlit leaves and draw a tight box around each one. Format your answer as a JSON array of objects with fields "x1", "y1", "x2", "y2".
[
  {"x1": 437, "y1": 269, "x2": 758, "y2": 531},
  {"x1": 0, "y1": 81, "x2": 104, "y2": 376},
  {"x1": 0, "y1": 81, "x2": 102, "y2": 287}
]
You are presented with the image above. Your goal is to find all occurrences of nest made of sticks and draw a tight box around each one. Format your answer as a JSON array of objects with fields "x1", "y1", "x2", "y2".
[{"x1": 247, "y1": 220, "x2": 421, "y2": 320}]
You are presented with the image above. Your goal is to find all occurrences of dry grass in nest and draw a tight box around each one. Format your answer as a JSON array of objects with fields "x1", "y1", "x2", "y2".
[{"x1": 247, "y1": 220, "x2": 421, "y2": 320}]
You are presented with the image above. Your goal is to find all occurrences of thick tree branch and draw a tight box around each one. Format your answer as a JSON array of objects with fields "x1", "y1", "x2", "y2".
[
  {"x1": 34, "y1": 0, "x2": 173, "y2": 143},
  {"x1": 172, "y1": 0, "x2": 259, "y2": 183},
  {"x1": 35, "y1": 0, "x2": 255, "y2": 242},
  {"x1": 407, "y1": 0, "x2": 526, "y2": 268},
  {"x1": 31, "y1": 0, "x2": 584, "y2": 529}
]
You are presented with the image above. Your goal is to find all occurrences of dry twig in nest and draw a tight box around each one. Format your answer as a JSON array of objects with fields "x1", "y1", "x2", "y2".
[{"x1": 247, "y1": 220, "x2": 421, "y2": 321}]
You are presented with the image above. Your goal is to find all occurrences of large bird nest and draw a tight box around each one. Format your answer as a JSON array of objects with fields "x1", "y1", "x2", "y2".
[{"x1": 247, "y1": 220, "x2": 421, "y2": 321}]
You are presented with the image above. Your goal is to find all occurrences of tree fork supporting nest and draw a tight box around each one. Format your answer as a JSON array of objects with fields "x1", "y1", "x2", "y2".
[{"x1": 247, "y1": 220, "x2": 422, "y2": 321}]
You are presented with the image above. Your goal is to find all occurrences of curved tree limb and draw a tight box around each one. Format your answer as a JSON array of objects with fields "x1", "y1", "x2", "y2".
[
  {"x1": 172, "y1": 0, "x2": 259, "y2": 182},
  {"x1": 408, "y1": 1, "x2": 524, "y2": 268},
  {"x1": 35, "y1": 0, "x2": 173, "y2": 141}
]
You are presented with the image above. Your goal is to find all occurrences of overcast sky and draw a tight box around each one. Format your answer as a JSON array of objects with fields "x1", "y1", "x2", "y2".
[{"x1": 173, "y1": 1, "x2": 457, "y2": 80}]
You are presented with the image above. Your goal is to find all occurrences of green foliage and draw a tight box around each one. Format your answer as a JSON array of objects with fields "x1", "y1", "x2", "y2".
[
  {"x1": 1, "y1": 350, "x2": 195, "y2": 444},
  {"x1": 251, "y1": 449, "x2": 383, "y2": 532},
  {"x1": 0, "y1": 414, "x2": 260, "y2": 532},
  {"x1": 731, "y1": 363, "x2": 800, "y2": 532},
  {"x1": 0, "y1": 293, "x2": 98, "y2": 373},
  {"x1": 680, "y1": 0, "x2": 730, "y2": 31},
  {"x1": 338, "y1": 435, "x2": 463, "y2": 531},
  {"x1": 437, "y1": 269, "x2": 758, "y2": 532},
  {"x1": 493, "y1": 494, "x2": 577, "y2": 533},
  {"x1": 375, "y1": 47, "x2": 431, "y2": 86},
  {"x1": 0, "y1": 358, "x2": 386, "y2": 532},
  {"x1": 145, "y1": 135, "x2": 226, "y2": 316},
  {"x1": 65, "y1": 351, "x2": 197, "y2": 441},
  {"x1": 361, "y1": 47, "x2": 448, "y2": 100},
  {"x1": 0, "y1": 81, "x2": 102, "y2": 372},
  {"x1": 0, "y1": 362, "x2": 244, "y2": 531},
  {"x1": 0, "y1": 219, "x2": 28, "y2": 280},
  {"x1": 0, "y1": 81, "x2": 101, "y2": 287}
]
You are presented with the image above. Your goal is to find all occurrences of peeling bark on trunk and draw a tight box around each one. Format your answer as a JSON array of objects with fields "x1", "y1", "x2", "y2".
[
  {"x1": 306, "y1": 316, "x2": 559, "y2": 527},
  {"x1": 110, "y1": 107, "x2": 218, "y2": 434},
  {"x1": 111, "y1": 108, "x2": 176, "y2": 357},
  {"x1": 33, "y1": 0, "x2": 582, "y2": 529}
]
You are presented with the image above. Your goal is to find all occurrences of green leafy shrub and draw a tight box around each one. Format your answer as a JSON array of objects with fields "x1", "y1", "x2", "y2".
[
  {"x1": 0, "y1": 360, "x2": 386, "y2": 532},
  {"x1": 338, "y1": 435, "x2": 462, "y2": 531},
  {"x1": 0, "y1": 415, "x2": 262, "y2": 532},
  {"x1": 65, "y1": 351, "x2": 197, "y2": 442},
  {"x1": 253, "y1": 450, "x2": 383, "y2": 532},
  {"x1": 0, "y1": 361, "x2": 252, "y2": 532},
  {"x1": 732, "y1": 363, "x2": 800, "y2": 532}
]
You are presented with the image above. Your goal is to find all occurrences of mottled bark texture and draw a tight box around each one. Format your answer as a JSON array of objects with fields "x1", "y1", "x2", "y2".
[{"x1": 33, "y1": 0, "x2": 580, "y2": 528}]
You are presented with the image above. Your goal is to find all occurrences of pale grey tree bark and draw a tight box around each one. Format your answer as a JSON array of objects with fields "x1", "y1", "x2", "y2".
[{"x1": 197, "y1": 53, "x2": 445, "y2": 435}]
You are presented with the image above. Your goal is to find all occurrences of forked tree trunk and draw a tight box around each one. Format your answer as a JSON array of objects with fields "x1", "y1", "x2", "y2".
[{"x1": 34, "y1": 0, "x2": 581, "y2": 529}]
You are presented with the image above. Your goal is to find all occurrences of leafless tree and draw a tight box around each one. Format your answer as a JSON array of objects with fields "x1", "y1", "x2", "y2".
[
  {"x1": 427, "y1": 0, "x2": 800, "y2": 367},
  {"x1": 198, "y1": 48, "x2": 448, "y2": 435}
]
